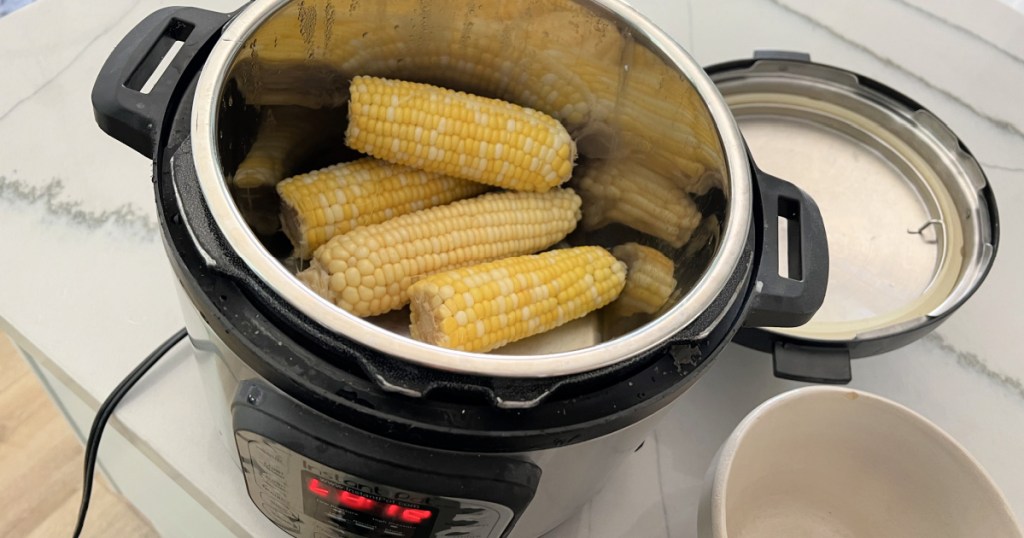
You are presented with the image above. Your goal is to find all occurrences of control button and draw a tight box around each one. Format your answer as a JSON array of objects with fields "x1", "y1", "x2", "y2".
[
  {"x1": 251, "y1": 445, "x2": 288, "y2": 479},
  {"x1": 453, "y1": 506, "x2": 497, "y2": 521},
  {"x1": 451, "y1": 516, "x2": 488, "y2": 525},
  {"x1": 252, "y1": 454, "x2": 282, "y2": 471},
  {"x1": 452, "y1": 506, "x2": 499, "y2": 529},
  {"x1": 276, "y1": 520, "x2": 301, "y2": 533},
  {"x1": 251, "y1": 443, "x2": 284, "y2": 462},
  {"x1": 259, "y1": 493, "x2": 290, "y2": 514},
  {"x1": 255, "y1": 470, "x2": 287, "y2": 494},
  {"x1": 264, "y1": 506, "x2": 300, "y2": 532},
  {"x1": 253, "y1": 463, "x2": 280, "y2": 479},
  {"x1": 263, "y1": 504, "x2": 296, "y2": 522},
  {"x1": 255, "y1": 464, "x2": 286, "y2": 483},
  {"x1": 249, "y1": 459, "x2": 276, "y2": 479}
]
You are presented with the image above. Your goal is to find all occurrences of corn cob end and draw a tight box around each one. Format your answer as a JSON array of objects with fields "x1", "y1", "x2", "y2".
[
  {"x1": 610, "y1": 243, "x2": 677, "y2": 317},
  {"x1": 409, "y1": 283, "x2": 452, "y2": 348},
  {"x1": 279, "y1": 200, "x2": 308, "y2": 257},
  {"x1": 297, "y1": 260, "x2": 335, "y2": 303}
]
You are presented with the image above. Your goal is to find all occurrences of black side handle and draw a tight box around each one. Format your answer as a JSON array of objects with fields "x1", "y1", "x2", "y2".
[
  {"x1": 743, "y1": 168, "x2": 829, "y2": 328},
  {"x1": 92, "y1": 7, "x2": 230, "y2": 159}
]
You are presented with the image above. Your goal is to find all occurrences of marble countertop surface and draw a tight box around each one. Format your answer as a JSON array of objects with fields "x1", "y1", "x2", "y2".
[{"x1": 1, "y1": 0, "x2": 1022, "y2": 536}]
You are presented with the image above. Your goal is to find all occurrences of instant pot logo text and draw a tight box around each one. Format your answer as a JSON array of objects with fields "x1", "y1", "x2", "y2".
[{"x1": 342, "y1": 480, "x2": 433, "y2": 505}]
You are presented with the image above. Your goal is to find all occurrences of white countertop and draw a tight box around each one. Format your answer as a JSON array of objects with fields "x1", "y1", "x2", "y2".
[{"x1": 1, "y1": 0, "x2": 1023, "y2": 536}]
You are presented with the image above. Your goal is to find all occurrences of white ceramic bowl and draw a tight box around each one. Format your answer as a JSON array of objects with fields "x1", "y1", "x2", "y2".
[{"x1": 699, "y1": 386, "x2": 1021, "y2": 538}]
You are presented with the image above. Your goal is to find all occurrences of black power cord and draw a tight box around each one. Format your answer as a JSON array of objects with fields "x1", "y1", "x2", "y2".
[{"x1": 72, "y1": 328, "x2": 188, "y2": 538}]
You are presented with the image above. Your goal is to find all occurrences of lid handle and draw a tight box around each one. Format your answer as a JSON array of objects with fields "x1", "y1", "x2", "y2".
[
  {"x1": 91, "y1": 7, "x2": 230, "y2": 159},
  {"x1": 743, "y1": 167, "x2": 829, "y2": 328},
  {"x1": 753, "y1": 50, "x2": 811, "y2": 62},
  {"x1": 773, "y1": 343, "x2": 852, "y2": 384}
]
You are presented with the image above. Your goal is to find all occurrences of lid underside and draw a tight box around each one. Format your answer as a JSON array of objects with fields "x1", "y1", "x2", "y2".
[{"x1": 712, "y1": 58, "x2": 995, "y2": 345}]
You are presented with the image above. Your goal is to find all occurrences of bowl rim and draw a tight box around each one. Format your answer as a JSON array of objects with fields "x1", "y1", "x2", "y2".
[{"x1": 702, "y1": 386, "x2": 1022, "y2": 538}]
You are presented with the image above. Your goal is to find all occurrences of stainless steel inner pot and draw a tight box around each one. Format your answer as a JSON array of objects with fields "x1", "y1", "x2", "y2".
[{"x1": 190, "y1": 0, "x2": 752, "y2": 377}]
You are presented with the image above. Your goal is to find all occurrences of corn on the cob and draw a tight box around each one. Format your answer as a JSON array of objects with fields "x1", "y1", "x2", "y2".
[
  {"x1": 408, "y1": 246, "x2": 626, "y2": 352},
  {"x1": 230, "y1": 106, "x2": 343, "y2": 235},
  {"x1": 617, "y1": 44, "x2": 726, "y2": 178},
  {"x1": 231, "y1": 0, "x2": 622, "y2": 117},
  {"x1": 610, "y1": 243, "x2": 677, "y2": 317},
  {"x1": 277, "y1": 157, "x2": 489, "y2": 258},
  {"x1": 297, "y1": 189, "x2": 582, "y2": 317},
  {"x1": 345, "y1": 76, "x2": 577, "y2": 192},
  {"x1": 578, "y1": 161, "x2": 702, "y2": 248},
  {"x1": 337, "y1": 31, "x2": 603, "y2": 130},
  {"x1": 233, "y1": 106, "x2": 342, "y2": 189}
]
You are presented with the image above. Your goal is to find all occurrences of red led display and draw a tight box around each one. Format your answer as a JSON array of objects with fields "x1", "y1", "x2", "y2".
[
  {"x1": 305, "y1": 477, "x2": 435, "y2": 525},
  {"x1": 308, "y1": 478, "x2": 330, "y2": 498},
  {"x1": 339, "y1": 491, "x2": 377, "y2": 511},
  {"x1": 384, "y1": 504, "x2": 402, "y2": 518},
  {"x1": 398, "y1": 508, "x2": 433, "y2": 524}
]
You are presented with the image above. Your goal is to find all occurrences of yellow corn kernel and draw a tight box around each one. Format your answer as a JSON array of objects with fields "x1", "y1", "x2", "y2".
[
  {"x1": 610, "y1": 243, "x2": 677, "y2": 317},
  {"x1": 345, "y1": 76, "x2": 577, "y2": 192},
  {"x1": 409, "y1": 246, "x2": 627, "y2": 353},
  {"x1": 297, "y1": 189, "x2": 582, "y2": 317},
  {"x1": 277, "y1": 157, "x2": 489, "y2": 258},
  {"x1": 578, "y1": 161, "x2": 702, "y2": 248}
]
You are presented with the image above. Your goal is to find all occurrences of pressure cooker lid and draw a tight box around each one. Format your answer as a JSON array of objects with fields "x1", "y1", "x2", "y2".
[{"x1": 710, "y1": 52, "x2": 998, "y2": 382}]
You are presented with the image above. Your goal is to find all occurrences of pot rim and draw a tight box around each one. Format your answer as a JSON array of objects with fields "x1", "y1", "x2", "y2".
[{"x1": 189, "y1": 0, "x2": 753, "y2": 378}]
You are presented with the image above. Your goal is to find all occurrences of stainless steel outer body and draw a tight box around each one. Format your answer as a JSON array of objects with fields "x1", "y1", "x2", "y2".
[
  {"x1": 189, "y1": 0, "x2": 753, "y2": 378},
  {"x1": 178, "y1": 279, "x2": 676, "y2": 537}
]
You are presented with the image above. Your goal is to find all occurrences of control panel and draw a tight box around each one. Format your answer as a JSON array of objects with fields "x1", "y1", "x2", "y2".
[
  {"x1": 237, "y1": 430, "x2": 513, "y2": 538},
  {"x1": 231, "y1": 379, "x2": 541, "y2": 538}
]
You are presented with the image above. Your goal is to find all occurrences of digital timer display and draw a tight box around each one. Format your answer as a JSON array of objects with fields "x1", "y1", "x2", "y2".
[
  {"x1": 307, "y1": 478, "x2": 435, "y2": 524},
  {"x1": 301, "y1": 472, "x2": 438, "y2": 538}
]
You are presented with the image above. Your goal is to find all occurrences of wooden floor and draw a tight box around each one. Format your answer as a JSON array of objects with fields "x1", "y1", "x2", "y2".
[{"x1": 0, "y1": 333, "x2": 158, "y2": 537}]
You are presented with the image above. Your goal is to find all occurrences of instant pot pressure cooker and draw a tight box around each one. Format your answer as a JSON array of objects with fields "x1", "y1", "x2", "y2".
[{"x1": 91, "y1": 1, "x2": 997, "y2": 536}]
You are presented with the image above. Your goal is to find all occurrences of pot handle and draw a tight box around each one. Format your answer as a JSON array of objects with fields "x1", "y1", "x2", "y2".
[
  {"x1": 742, "y1": 168, "x2": 829, "y2": 328},
  {"x1": 92, "y1": 7, "x2": 230, "y2": 159},
  {"x1": 738, "y1": 168, "x2": 851, "y2": 383}
]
